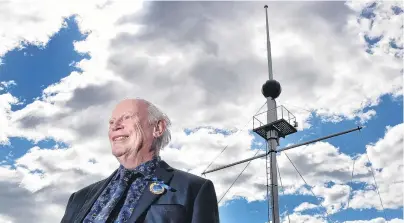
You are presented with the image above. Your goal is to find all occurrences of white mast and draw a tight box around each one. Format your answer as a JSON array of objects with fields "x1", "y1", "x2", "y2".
[{"x1": 264, "y1": 5, "x2": 281, "y2": 223}]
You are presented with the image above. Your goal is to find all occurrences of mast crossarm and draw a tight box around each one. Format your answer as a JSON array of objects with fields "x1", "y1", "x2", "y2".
[
  {"x1": 201, "y1": 126, "x2": 363, "y2": 175},
  {"x1": 277, "y1": 126, "x2": 362, "y2": 153},
  {"x1": 201, "y1": 152, "x2": 268, "y2": 175}
]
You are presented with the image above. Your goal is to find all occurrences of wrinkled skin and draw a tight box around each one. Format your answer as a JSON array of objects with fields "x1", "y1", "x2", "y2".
[{"x1": 108, "y1": 99, "x2": 165, "y2": 169}]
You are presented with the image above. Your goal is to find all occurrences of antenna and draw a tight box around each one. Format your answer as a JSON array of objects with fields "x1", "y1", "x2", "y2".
[
  {"x1": 263, "y1": 5, "x2": 281, "y2": 222},
  {"x1": 202, "y1": 5, "x2": 363, "y2": 223}
]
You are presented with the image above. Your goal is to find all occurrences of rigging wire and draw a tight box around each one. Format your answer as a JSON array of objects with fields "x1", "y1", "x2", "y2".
[
  {"x1": 346, "y1": 157, "x2": 356, "y2": 210},
  {"x1": 217, "y1": 148, "x2": 262, "y2": 204},
  {"x1": 346, "y1": 118, "x2": 361, "y2": 211},
  {"x1": 202, "y1": 101, "x2": 267, "y2": 175},
  {"x1": 365, "y1": 152, "x2": 387, "y2": 219},
  {"x1": 279, "y1": 101, "x2": 315, "y2": 114},
  {"x1": 356, "y1": 126, "x2": 387, "y2": 219},
  {"x1": 283, "y1": 152, "x2": 333, "y2": 223},
  {"x1": 280, "y1": 99, "x2": 369, "y2": 116},
  {"x1": 276, "y1": 160, "x2": 290, "y2": 223}
]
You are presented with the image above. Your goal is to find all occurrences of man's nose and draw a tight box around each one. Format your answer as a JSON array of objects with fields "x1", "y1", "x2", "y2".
[{"x1": 111, "y1": 121, "x2": 123, "y2": 131}]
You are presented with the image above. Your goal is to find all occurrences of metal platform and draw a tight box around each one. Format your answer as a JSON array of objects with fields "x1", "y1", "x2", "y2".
[
  {"x1": 253, "y1": 105, "x2": 297, "y2": 139},
  {"x1": 253, "y1": 119, "x2": 297, "y2": 139}
]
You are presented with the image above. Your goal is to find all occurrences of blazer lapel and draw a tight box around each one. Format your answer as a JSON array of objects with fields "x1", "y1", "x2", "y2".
[
  {"x1": 128, "y1": 161, "x2": 174, "y2": 222},
  {"x1": 74, "y1": 169, "x2": 118, "y2": 223}
]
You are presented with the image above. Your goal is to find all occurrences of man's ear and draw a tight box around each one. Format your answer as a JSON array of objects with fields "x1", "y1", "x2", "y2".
[{"x1": 153, "y1": 120, "x2": 166, "y2": 137}]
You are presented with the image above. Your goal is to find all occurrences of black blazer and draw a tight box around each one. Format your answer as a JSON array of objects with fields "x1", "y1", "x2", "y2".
[{"x1": 61, "y1": 161, "x2": 220, "y2": 223}]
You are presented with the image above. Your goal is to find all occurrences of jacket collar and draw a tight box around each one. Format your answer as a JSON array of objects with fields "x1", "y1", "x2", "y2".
[
  {"x1": 74, "y1": 168, "x2": 118, "y2": 223},
  {"x1": 128, "y1": 160, "x2": 174, "y2": 222},
  {"x1": 74, "y1": 160, "x2": 174, "y2": 223}
]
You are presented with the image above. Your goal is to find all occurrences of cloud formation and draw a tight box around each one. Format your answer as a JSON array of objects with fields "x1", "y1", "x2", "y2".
[{"x1": 0, "y1": 1, "x2": 402, "y2": 222}]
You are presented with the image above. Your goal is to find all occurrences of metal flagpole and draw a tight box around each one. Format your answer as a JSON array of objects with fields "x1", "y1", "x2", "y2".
[{"x1": 264, "y1": 5, "x2": 280, "y2": 223}]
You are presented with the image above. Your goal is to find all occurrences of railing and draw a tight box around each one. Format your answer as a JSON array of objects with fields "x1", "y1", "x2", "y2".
[{"x1": 253, "y1": 105, "x2": 297, "y2": 129}]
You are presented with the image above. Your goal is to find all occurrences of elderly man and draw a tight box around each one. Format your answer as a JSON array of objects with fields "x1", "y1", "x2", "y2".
[{"x1": 61, "y1": 98, "x2": 220, "y2": 223}]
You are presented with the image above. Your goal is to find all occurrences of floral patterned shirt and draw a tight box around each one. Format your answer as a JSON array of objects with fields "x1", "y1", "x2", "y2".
[{"x1": 83, "y1": 156, "x2": 161, "y2": 223}]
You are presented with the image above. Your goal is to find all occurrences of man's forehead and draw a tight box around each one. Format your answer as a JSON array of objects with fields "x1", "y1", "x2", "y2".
[{"x1": 110, "y1": 100, "x2": 147, "y2": 117}]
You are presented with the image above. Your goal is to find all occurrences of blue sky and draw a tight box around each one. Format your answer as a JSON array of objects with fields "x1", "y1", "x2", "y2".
[
  {"x1": 0, "y1": 1, "x2": 402, "y2": 223},
  {"x1": 0, "y1": 16, "x2": 87, "y2": 166}
]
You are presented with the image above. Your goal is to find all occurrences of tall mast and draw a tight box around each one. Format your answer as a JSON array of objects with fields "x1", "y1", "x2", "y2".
[
  {"x1": 201, "y1": 5, "x2": 363, "y2": 223},
  {"x1": 265, "y1": 5, "x2": 273, "y2": 80},
  {"x1": 264, "y1": 5, "x2": 280, "y2": 223}
]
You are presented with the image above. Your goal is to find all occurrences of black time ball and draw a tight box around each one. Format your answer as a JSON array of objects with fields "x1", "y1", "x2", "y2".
[{"x1": 261, "y1": 80, "x2": 282, "y2": 99}]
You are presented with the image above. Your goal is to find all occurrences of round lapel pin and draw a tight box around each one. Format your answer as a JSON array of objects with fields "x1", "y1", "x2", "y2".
[{"x1": 150, "y1": 182, "x2": 165, "y2": 195}]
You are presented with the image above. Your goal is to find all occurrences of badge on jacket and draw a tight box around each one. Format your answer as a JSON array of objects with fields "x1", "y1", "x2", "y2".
[
  {"x1": 148, "y1": 177, "x2": 172, "y2": 194},
  {"x1": 150, "y1": 182, "x2": 165, "y2": 194}
]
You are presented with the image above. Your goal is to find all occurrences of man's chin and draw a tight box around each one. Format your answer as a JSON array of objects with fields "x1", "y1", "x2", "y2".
[
  {"x1": 111, "y1": 147, "x2": 139, "y2": 159},
  {"x1": 111, "y1": 147, "x2": 126, "y2": 158}
]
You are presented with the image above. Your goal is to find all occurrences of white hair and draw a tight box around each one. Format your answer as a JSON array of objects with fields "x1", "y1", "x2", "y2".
[{"x1": 139, "y1": 99, "x2": 172, "y2": 152}]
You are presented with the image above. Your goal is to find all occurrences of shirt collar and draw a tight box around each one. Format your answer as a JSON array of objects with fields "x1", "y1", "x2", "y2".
[{"x1": 116, "y1": 155, "x2": 161, "y2": 180}]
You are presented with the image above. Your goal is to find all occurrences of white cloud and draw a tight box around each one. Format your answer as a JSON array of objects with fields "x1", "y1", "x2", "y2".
[
  {"x1": 282, "y1": 213, "x2": 326, "y2": 223},
  {"x1": 349, "y1": 123, "x2": 404, "y2": 210},
  {"x1": 0, "y1": 81, "x2": 16, "y2": 91},
  {"x1": 357, "y1": 109, "x2": 377, "y2": 124},
  {"x1": 0, "y1": 93, "x2": 19, "y2": 145},
  {"x1": 269, "y1": 124, "x2": 403, "y2": 215},
  {"x1": 277, "y1": 142, "x2": 355, "y2": 192},
  {"x1": 294, "y1": 202, "x2": 319, "y2": 212},
  {"x1": 0, "y1": 0, "x2": 114, "y2": 58},
  {"x1": 282, "y1": 214, "x2": 404, "y2": 223},
  {"x1": 345, "y1": 218, "x2": 404, "y2": 223},
  {"x1": 346, "y1": 0, "x2": 403, "y2": 58},
  {"x1": 313, "y1": 184, "x2": 351, "y2": 214},
  {"x1": 0, "y1": 215, "x2": 13, "y2": 223}
]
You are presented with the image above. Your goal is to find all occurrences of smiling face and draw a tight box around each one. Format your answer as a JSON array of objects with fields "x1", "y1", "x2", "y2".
[{"x1": 108, "y1": 99, "x2": 155, "y2": 165}]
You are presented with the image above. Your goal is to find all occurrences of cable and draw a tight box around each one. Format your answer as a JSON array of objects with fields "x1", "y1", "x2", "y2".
[
  {"x1": 346, "y1": 157, "x2": 356, "y2": 210},
  {"x1": 283, "y1": 152, "x2": 333, "y2": 223},
  {"x1": 366, "y1": 152, "x2": 387, "y2": 219},
  {"x1": 218, "y1": 149, "x2": 261, "y2": 204},
  {"x1": 279, "y1": 101, "x2": 314, "y2": 114},
  {"x1": 356, "y1": 128, "x2": 387, "y2": 219},
  {"x1": 202, "y1": 101, "x2": 267, "y2": 175},
  {"x1": 347, "y1": 119, "x2": 361, "y2": 210},
  {"x1": 256, "y1": 101, "x2": 268, "y2": 114},
  {"x1": 277, "y1": 161, "x2": 290, "y2": 223}
]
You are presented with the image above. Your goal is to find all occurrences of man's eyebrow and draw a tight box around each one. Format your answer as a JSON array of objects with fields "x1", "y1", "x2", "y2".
[{"x1": 109, "y1": 112, "x2": 139, "y2": 120}]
